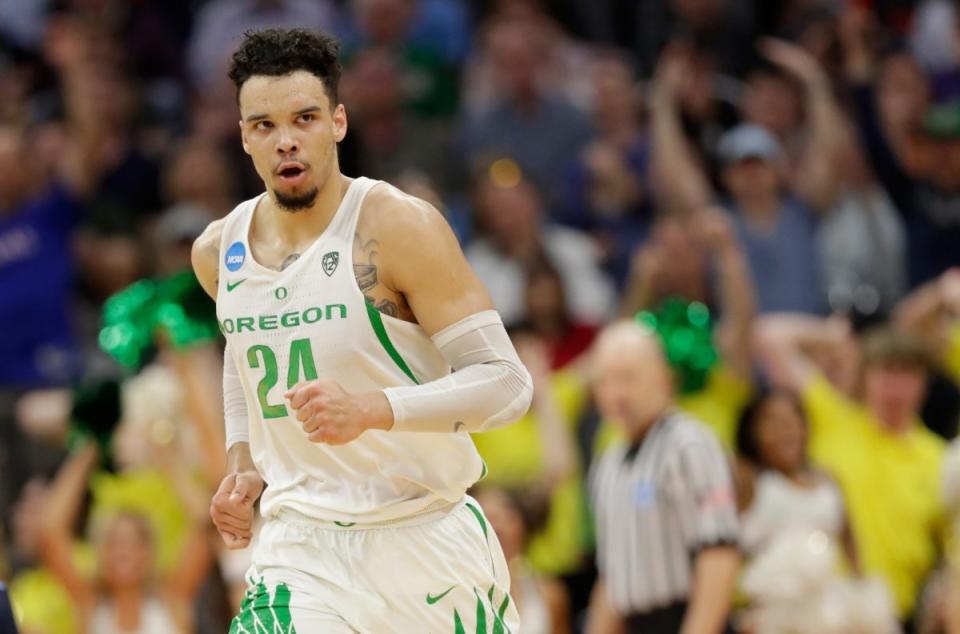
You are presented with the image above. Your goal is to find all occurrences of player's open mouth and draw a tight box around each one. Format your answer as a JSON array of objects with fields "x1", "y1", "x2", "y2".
[{"x1": 277, "y1": 163, "x2": 307, "y2": 184}]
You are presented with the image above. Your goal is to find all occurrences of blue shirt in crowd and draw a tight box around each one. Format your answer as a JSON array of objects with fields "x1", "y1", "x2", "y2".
[
  {"x1": 0, "y1": 184, "x2": 82, "y2": 388},
  {"x1": 730, "y1": 197, "x2": 825, "y2": 315}
]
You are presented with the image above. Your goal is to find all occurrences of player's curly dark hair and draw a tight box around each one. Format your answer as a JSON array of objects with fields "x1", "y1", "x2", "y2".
[{"x1": 228, "y1": 28, "x2": 342, "y2": 105}]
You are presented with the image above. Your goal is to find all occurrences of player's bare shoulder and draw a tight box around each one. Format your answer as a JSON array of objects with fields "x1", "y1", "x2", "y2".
[
  {"x1": 359, "y1": 181, "x2": 448, "y2": 240},
  {"x1": 352, "y1": 183, "x2": 457, "y2": 322},
  {"x1": 355, "y1": 180, "x2": 492, "y2": 333},
  {"x1": 192, "y1": 217, "x2": 227, "y2": 300}
]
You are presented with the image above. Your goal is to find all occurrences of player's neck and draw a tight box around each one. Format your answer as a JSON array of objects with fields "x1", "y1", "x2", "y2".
[{"x1": 266, "y1": 172, "x2": 350, "y2": 246}]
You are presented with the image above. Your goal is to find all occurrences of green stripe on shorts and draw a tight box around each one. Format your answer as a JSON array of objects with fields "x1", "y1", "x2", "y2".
[{"x1": 230, "y1": 581, "x2": 297, "y2": 634}]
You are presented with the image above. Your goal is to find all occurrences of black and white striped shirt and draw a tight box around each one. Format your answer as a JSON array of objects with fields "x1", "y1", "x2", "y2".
[{"x1": 589, "y1": 410, "x2": 739, "y2": 615}]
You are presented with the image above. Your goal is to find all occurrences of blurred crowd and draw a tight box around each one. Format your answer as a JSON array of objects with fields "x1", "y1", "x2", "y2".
[{"x1": 4, "y1": 0, "x2": 960, "y2": 632}]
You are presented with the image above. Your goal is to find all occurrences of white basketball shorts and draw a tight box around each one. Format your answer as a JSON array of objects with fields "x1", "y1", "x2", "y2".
[{"x1": 228, "y1": 496, "x2": 520, "y2": 633}]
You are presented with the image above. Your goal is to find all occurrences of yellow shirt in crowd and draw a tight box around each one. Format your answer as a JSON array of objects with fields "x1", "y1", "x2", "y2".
[
  {"x1": 941, "y1": 325, "x2": 960, "y2": 569},
  {"x1": 471, "y1": 369, "x2": 591, "y2": 575},
  {"x1": 942, "y1": 323, "x2": 960, "y2": 386},
  {"x1": 802, "y1": 375, "x2": 946, "y2": 616},
  {"x1": 677, "y1": 364, "x2": 752, "y2": 451},
  {"x1": 11, "y1": 469, "x2": 190, "y2": 634},
  {"x1": 10, "y1": 558, "x2": 86, "y2": 634}
]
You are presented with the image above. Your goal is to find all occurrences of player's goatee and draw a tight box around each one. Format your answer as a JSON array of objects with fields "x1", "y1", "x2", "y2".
[{"x1": 275, "y1": 187, "x2": 319, "y2": 212}]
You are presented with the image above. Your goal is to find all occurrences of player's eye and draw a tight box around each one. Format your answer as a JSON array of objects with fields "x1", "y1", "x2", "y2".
[
  {"x1": 255, "y1": 120, "x2": 273, "y2": 130},
  {"x1": 298, "y1": 113, "x2": 315, "y2": 123}
]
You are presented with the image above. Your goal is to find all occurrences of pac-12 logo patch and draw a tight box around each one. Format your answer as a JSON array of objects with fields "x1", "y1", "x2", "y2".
[
  {"x1": 225, "y1": 241, "x2": 246, "y2": 272},
  {"x1": 322, "y1": 251, "x2": 339, "y2": 276}
]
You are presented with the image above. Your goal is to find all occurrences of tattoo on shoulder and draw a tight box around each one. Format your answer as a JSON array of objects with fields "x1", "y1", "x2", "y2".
[
  {"x1": 354, "y1": 263, "x2": 377, "y2": 291},
  {"x1": 280, "y1": 253, "x2": 300, "y2": 271},
  {"x1": 354, "y1": 232, "x2": 400, "y2": 318},
  {"x1": 353, "y1": 233, "x2": 381, "y2": 291},
  {"x1": 365, "y1": 296, "x2": 399, "y2": 317}
]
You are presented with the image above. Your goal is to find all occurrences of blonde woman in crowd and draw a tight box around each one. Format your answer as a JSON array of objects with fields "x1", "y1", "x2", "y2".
[{"x1": 39, "y1": 440, "x2": 210, "y2": 634}]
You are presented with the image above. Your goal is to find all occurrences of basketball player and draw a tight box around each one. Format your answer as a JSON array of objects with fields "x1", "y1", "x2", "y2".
[{"x1": 191, "y1": 29, "x2": 531, "y2": 633}]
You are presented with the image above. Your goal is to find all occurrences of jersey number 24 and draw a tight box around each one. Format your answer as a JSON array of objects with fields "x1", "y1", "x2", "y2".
[{"x1": 246, "y1": 338, "x2": 317, "y2": 419}]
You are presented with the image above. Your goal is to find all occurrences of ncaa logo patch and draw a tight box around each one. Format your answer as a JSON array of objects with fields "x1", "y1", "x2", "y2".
[
  {"x1": 322, "y1": 251, "x2": 339, "y2": 276},
  {"x1": 225, "y1": 241, "x2": 246, "y2": 272}
]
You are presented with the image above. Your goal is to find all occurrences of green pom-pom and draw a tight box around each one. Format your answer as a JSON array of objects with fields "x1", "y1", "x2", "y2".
[
  {"x1": 635, "y1": 298, "x2": 718, "y2": 394},
  {"x1": 100, "y1": 279, "x2": 158, "y2": 369},
  {"x1": 154, "y1": 270, "x2": 219, "y2": 349},
  {"x1": 98, "y1": 269, "x2": 218, "y2": 369}
]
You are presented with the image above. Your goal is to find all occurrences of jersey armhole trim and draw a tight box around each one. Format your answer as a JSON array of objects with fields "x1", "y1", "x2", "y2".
[{"x1": 365, "y1": 301, "x2": 420, "y2": 385}]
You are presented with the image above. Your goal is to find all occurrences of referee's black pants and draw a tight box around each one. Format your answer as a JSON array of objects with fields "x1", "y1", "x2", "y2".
[{"x1": 624, "y1": 602, "x2": 735, "y2": 634}]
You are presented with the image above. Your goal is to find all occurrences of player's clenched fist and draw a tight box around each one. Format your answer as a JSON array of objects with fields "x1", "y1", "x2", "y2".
[
  {"x1": 286, "y1": 379, "x2": 393, "y2": 445},
  {"x1": 210, "y1": 470, "x2": 264, "y2": 549}
]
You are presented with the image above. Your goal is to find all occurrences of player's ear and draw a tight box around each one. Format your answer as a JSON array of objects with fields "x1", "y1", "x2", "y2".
[
  {"x1": 332, "y1": 104, "x2": 347, "y2": 143},
  {"x1": 239, "y1": 120, "x2": 251, "y2": 155}
]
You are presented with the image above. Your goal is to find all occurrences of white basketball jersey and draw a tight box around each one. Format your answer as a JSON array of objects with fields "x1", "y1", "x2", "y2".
[{"x1": 216, "y1": 177, "x2": 484, "y2": 523}]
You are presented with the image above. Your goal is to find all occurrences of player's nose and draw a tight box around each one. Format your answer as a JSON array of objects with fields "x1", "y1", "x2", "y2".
[{"x1": 275, "y1": 129, "x2": 299, "y2": 155}]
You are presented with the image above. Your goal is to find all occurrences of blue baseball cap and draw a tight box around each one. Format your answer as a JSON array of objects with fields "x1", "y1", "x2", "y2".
[{"x1": 717, "y1": 124, "x2": 782, "y2": 164}]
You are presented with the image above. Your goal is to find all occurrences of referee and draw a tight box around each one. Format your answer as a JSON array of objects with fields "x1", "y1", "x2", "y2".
[{"x1": 587, "y1": 321, "x2": 740, "y2": 634}]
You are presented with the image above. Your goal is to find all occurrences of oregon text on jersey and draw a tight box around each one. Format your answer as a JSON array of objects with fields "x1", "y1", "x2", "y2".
[{"x1": 218, "y1": 304, "x2": 347, "y2": 334}]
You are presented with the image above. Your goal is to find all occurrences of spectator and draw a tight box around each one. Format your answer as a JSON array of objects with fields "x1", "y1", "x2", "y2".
[
  {"x1": 842, "y1": 6, "x2": 960, "y2": 286},
  {"x1": 620, "y1": 208, "x2": 756, "y2": 449},
  {"x1": 339, "y1": 0, "x2": 463, "y2": 120},
  {"x1": 522, "y1": 261, "x2": 598, "y2": 371},
  {"x1": 462, "y1": 3, "x2": 596, "y2": 122},
  {"x1": 734, "y1": 390, "x2": 859, "y2": 568},
  {"x1": 663, "y1": 39, "x2": 734, "y2": 159},
  {"x1": 892, "y1": 266, "x2": 960, "y2": 439},
  {"x1": 38, "y1": 442, "x2": 210, "y2": 633},
  {"x1": 45, "y1": 19, "x2": 157, "y2": 300},
  {"x1": 459, "y1": 13, "x2": 592, "y2": 201},
  {"x1": 14, "y1": 340, "x2": 232, "y2": 630},
  {"x1": 587, "y1": 320, "x2": 739, "y2": 634},
  {"x1": 651, "y1": 38, "x2": 847, "y2": 315},
  {"x1": 557, "y1": 50, "x2": 653, "y2": 287},
  {"x1": 755, "y1": 316, "x2": 947, "y2": 621},
  {"x1": 620, "y1": 215, "x2": 712, "y2": 310},
  {"x1": 896, "y1": 267, "x2": 960, "y2": 388},
  {"x1": 465, "y1": 164, "x2": 616, "y2": 327},
  {"x1": 817, "y1": 133, "x2": 908, "y2": 317},
  {"x1": 45, "y1": 18, "x2": 164, "y2": 227},
  {"x1": 162, "y1": 138, "x2": 239, "y2": 219},
  {"x1": 6, "y1": 479, "x2": 78, "y2": 634},
  {"x1": 732, "y1": 391, "x2": 901, "y2": 633},
  {"x1": 186, "y1": 0, "x2": 340, "y2": 90},
  {"x1": 739, "y1": 61, "x2": 803, "y2": 148},
  {"x1": 0, "y1": 15, "x2": 113, "y2": 535},
  {"x1": 338, "y1": 47, "x2": 451, "y2": 186},
  {"x1": 473, "y1": 486, "x2": 571, "y2": 634}
]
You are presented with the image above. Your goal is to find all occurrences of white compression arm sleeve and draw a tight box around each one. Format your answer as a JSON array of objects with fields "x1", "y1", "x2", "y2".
[
  {"x1": 384, "y1": 310, "x2": 533, "y2": 433},
  {"x1": 223, "y1": 343, "x2": 250, "y2": 450}
]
